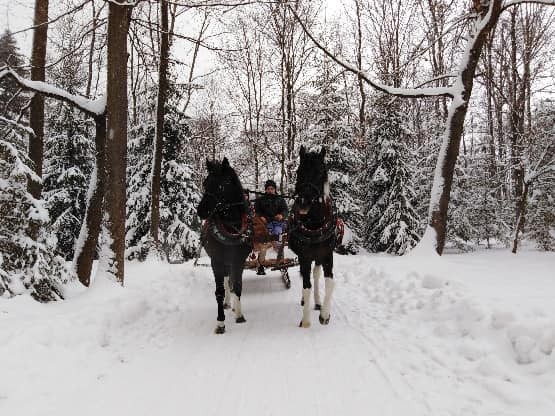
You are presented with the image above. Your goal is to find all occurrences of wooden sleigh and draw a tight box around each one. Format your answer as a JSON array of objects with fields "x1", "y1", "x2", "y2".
[{"x1": 243, "y1": 216, "x2": 298, "y2": 289}]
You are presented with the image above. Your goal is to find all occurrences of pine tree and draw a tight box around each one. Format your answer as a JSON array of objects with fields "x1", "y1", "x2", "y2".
[
  {"x1": 0, "y1": 131, "x2": 72, "y2": 301},
  {"x1": 526, "y1": 101, "x2": 555, "y2": 251},
  {"x1": 126, "y1": 82, "x2": 201, "y2": 261},
  {"x1": 363, "y1": 97, "x2": 421, "y2": 255},
  {"x1": 0, "y1": 29, "x2": 27, "y2": 116},
  {"x1": 43, "y1": 105, "x2": 94, "y2": 259},
  {"x1": 126, "y1": 118, "x2": 154, "y2": 260},
  {"x1": 159, "y1": 98, "x2": 201, "y2": 261},
  {"x1": 301, "y1": 58, "x2": 363, "y2": 253}
]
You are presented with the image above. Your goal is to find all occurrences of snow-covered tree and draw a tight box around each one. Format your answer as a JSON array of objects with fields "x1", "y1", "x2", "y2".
[
  {"x1": 126, "y1": 118, "x2": 155, "y2": 261},
  {"x1": 521, "y1": 101, "x2": 555, "y2": 251},
  {"x1": 300, "y1": 57, "x2": 363, "y2": 253},
  {"x1": 43, "y1": 106, "x2": 94, "y2": 259},
  {"x1": 363, "y1": 97, "x2": 421, "y2": 255},
  {"x1": 0, "y1": 29, "x2": 27, "y2": 115},
  {"x1": 0, "y1": 130, "x2": 72, "y2": 301},
  {"x1": 160, "y1": 102, "x2": 201, "y2": 261},
  {"x1": 126, "y1": 83, "x2": 201, "y2": 261}
]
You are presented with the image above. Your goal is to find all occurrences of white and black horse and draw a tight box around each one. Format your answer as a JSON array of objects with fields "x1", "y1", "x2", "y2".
[
  {"x1": 288, "y1": 146, "x2": 336, "y2": 328},
  {"x1": 197, "y1": 158, "x2": 252, "y2": 334}
]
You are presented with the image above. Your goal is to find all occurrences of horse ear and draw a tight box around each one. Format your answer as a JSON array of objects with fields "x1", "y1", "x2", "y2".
[
  {"x1": 320, "y1": 146, "x2": 327, "y2": 159},
  {"x1": 300, "y1": 145, "x2": 306, "y2": 158},
  {"x1": 206, "y1": 158, "x2": 214, "y2": 172},
  {"x1": 222, "y1": 157, "x2": 230, "y2": 168}
]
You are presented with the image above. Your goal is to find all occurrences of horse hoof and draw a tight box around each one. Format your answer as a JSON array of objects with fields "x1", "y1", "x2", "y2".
[
  {"x1": 214, "y1": 325, "x2": 226, "y2": 334},
  {"x1": 319, "y1": 314, "x2": 330, "y2": 325},
  {"x1": 224, "y1": 303, "x2": 230, "y2": 309},
  {"x1": 314, "y1": 304, "x2": 321, "y2": 310},
  {"x1": 299, "y1": 320, "x2": 311, "y2": 328},
  {"x1": 236, "y1": 316, "x2": 246, "y2": 323}
]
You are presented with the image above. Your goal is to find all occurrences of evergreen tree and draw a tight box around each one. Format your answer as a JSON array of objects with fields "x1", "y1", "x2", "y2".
[
  {"x1": 126, "y1": 116, "x2": 155, "y2": 260},
  {"x1": 301, "y1": 58, "x2": 363, "y2": 253},
  {"x1": 0, "y1": 131, "x2": 72, "y2": 301},
  {"x1": 0, "y1": 29, "x2": 27, "y2": 116},
  {"x1": 43, "y1": 105, "x2": 94, "y2": 259},
  {"x1": 126, "y1": 82, "x2": 201, "y2": 261},
  {"x1": 160, "y1": 98, "x2": 201, "y2": 261},
  {"x1": 526, "y1": 101, "x2": 555, "y2": 251},
  {"x1": 363, "y1": 97, "x2": 421, "y2": 255}
]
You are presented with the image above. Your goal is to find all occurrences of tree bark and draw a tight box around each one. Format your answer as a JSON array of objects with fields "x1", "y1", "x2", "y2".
[
  {"x1": 27, "y1": 0, "x2": 49, "y2": 200},
  {"x1": 150, "y1": 0, "x2": 169, "y2": 251},
  {"x1": 512, "y1": 181, "x2": 530, "y2": 253},
  {"x1": 105, "y1": 2, "x2": 130, "y2": 284},
  {"x1": 429, "y1": 1, "x2": 503, "y2": 254},
  {"x1": 355, "y1": 0, "x2": 366, "y2": 139},
  {"x1": 73, "y1": 115, "x2": 106, "y2": 286}
]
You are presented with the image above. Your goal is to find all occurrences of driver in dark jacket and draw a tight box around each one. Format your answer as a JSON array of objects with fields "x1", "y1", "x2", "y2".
[
  {"x1": 254, "y1": 179, "x2": 288, "y2": 274},
  {"x1": 255, "y1": 179, "x2": 288, "y2": 237}
]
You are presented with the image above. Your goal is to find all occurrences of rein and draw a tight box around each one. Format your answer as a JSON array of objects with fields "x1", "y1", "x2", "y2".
[{"x1": 244, "y1": 188, "x2": 296, "y2": 200}]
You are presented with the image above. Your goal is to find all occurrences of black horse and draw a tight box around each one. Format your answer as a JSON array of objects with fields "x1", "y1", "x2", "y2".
[
  {"x1": 197, "y1": 158, "x2": 252, "y2": 334},
  {"x1": 288, "y1": 146, "x2": 336, "y2": 328}
]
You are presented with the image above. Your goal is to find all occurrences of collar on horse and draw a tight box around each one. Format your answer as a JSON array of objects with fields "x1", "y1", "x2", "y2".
[
  {"x1": 202, "y1": 195, "x2": 253, "y2": 246},
  {"x1": 290, "y1": 196, "x2": 335, "y2": 244}
]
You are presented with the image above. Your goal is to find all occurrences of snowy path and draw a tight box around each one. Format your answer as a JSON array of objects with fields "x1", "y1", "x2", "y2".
[{"x1": 1, "y1": 251, "x2": 554, "y2": 415}]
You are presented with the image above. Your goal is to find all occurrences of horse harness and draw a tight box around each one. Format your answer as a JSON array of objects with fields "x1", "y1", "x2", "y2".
[
  {"x1": 289, "y1": 196, "x2": 339, "y2": 246},
  {"x1": 201, "y1": 191, "x2": 253, "y2": 247}
]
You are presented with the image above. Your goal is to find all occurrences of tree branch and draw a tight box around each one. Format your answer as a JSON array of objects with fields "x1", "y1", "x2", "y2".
[
  {"x1": 287, "y1": 4, "x2": 454, "y2": 98},
  {"x1": 0, "y1": 67, "x2": 106, "y2": 116}
]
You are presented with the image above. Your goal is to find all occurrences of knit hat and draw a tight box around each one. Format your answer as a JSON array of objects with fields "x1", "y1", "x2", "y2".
[{"x1": 264, "y1": 179, "x2": 277, "y2": 190}]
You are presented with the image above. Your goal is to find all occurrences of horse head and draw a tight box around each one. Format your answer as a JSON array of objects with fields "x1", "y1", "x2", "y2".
[
  {"x1": 197, "y1": 157, "x2": 245, "y2": 221},
  {"x1": 294, "y1": 145, "x2": 329, "y2": 215}
]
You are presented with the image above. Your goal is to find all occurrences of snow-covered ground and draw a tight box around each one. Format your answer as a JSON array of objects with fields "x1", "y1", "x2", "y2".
[{"x1": 1, "y1": 248, "x2": 554, "y2": 416}]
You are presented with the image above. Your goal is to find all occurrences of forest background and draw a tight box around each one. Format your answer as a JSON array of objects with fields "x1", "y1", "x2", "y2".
[{"x1": 0, "y1": 0, "x2": 553, "y2": 300}]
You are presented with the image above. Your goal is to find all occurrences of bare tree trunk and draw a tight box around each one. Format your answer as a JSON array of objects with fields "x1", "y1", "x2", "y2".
[
  {"x1": 86, "y1": 1, "x2": 97, "y2": 98},
  {"x1": 105, "y1": 2, "x2": 131, "y2": 284},
  {"x1": 73, "y1": 115, "x2": 106, "y2": 286},
  {"x1": 355, "y1": 0, "x2": 366, "y2": 139},
  {"x1": 512, "y1": 181, "x2": 530, "y2": 253},
  {"x1": 182, "y1": 11, "x2": 209, "y2": 115},
  {"x1": 150, "y1": 0, "x2": 169, "y2": 251},
  {"x1": 28, "y1": 0, "x2": 49, "y2": 200}
]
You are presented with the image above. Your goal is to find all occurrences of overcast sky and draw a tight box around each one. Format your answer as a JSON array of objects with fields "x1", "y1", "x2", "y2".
[{"x1": 1, "y1": 0, "x2": 35, "y2": 56}]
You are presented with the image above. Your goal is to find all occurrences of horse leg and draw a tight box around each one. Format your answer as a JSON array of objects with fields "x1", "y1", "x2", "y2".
[
  {"x1": 211, "y1": 258, "x2": 226, "y2": 334},
  {"x1": 299, "y1": 258, "x2": 312, "y2": 328},
  {"x1": 319, "y1": 255, "x2": 334, "y2": 325},
  {"x1": 230, "y1": 262, "x2": 246, "y2": 323},
  {"x1": 224, "y1": 276, "x2": 231, "y2": 309},
  {"x1": 313, "y1": 263, "x2": 322, "y2": 310},
  {"x1": 223, "y1": 264, "x2": 231, "y2": 309},
  {"x1": 256, "y1": 246, "x2": 267, "y2": 275}
]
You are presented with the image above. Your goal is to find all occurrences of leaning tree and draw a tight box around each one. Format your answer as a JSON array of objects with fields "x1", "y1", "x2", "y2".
[{"x1": 291, "y1": 0, "x2": 555, "y2": 255}]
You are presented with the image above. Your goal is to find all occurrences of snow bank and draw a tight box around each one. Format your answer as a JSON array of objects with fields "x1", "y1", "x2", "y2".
[{"x1": 340, "y1": 250, "x2": 555, "y2": 414}]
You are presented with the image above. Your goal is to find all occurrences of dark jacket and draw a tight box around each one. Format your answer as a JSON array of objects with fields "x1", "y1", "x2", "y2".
[{"x1": 255, "y1": 193, "x2": 288, "y2": 221}]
